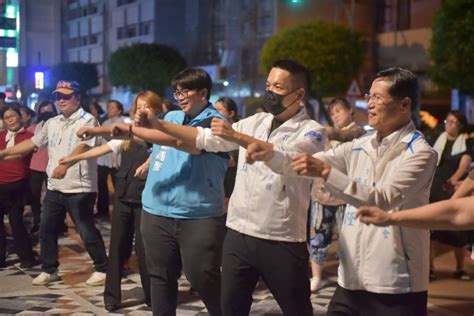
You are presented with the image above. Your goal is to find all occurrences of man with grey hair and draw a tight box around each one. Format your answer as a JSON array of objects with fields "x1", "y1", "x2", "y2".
[{"x1": 248, "y1": 67, "x2": 437, "y2": 315}]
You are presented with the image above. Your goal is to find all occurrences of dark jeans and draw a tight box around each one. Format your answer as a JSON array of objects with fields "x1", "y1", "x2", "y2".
[
  {"x1": 104, "y1": 199, "x2": 149, "y2": 307},
  {"x1": 40, "y1": 190, "x2": 108, "y2": 274},
  {"x1": 221, "y1": 228, "x2": 313, "y2": 316},
  {"x1": 96, "y1": 165, "x2": 117, "y2": 217},
  {"x1": 29, "y1": 170, "x2": 47, "y2": 227},
  {"x1": 141, "y1": 211, "x2": 226, "y2": 316},
  {"x1": 0, "y1": 180, "x2": 35, "y2": 264},
  {"x1": 327, "y1": 285, "x2": 427, "y2": 316}
]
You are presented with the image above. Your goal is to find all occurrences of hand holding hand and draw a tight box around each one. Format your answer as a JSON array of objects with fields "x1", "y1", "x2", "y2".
[
  {"x1": 59, "y1": 156, "x2": 74, "y2": 165},
  {"x1": 110, "y1": 124, "x2": 131, "y2": 138},
  {"x1": 76, "y1": 127, "x2": 93, "y2": 140},
  {"x1": 246, "y1": 142, "x2": 274, "y2": 164},
  {"x1": 211, "y1": 118, "x2": 235, "y2": 140},
  {"x1": 291, "y1": 153, "x2": 331, "y2": 179},
  {"x1": 355, "y1": 206, "x2": 392, "y2": 226},
  {"x1": 51, "y1": 164, "x2": 68, "y2": 179}
]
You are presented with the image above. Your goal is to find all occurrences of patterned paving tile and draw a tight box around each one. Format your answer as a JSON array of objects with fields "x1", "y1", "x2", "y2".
[{"x1": 1, "y1": 214, "x2": 472, "y2": 315}]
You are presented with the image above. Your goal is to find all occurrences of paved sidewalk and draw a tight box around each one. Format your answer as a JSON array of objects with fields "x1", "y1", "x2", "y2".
[{"x1": 0, "y1": 218, "x2": 472, "y2": 315}]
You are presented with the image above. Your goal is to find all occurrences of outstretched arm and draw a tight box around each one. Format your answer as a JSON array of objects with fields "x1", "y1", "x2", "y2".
[
  {"x1": 0, "y1": 139, "x2": 37, "y2": 161},
  {"x1": 356, "y1": 196, "x2": 474, "y2": 230},
  {"x1": 60, "y1": 143, "x2": 113, "y2": 166},
  {"x1": 110, "y1": 123, "x2": 200, "y2": 155},
  {"x1": 51, "y1": 143, "x2": 93, "y2": 179}
]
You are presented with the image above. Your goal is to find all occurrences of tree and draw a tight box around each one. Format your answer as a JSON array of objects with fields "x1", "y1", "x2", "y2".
[
  {"x1": 429, "y1": 0, "x2": 474, "y2": 95},
  {"x1": 49, "y1": 62, "x2": 99, "y2": 95},
  {"x1": 260, "y1": 21, "x2": 364, "y2": 98},
  {"x1": 108, "y1": 43, "x2": 187, "y2": 94}
]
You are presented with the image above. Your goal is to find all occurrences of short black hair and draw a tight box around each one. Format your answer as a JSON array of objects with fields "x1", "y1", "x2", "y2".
[
  {"x1": 171, "y1": 68, "x2": 212, "y2": 101},
  {"x1": 37, "y1": 100, "x2": 57, "y2": 115},
  {"x1": 107, "y1": 99, "x2": 124, "y2": 115},
  {"x1": 272, "y1": 59, "x2": 311, "y2": 93},
  {"x1": 328, "y1": 97, "x2": 352, "y2": 112},
  {"x1": 0, "y1": 103, "x2": 21, "y2": 120},
  {"x1": 447, "y1": 110, "x2": 468, "y2": 133},
  {"x1": 375, "y1": 67, "x2": 419, "y2": 112}
]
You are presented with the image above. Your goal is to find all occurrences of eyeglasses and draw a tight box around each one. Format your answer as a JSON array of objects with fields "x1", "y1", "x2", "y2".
[
  {"x1": 444, "y1": 119, "x2": 460, "y2": 126},
  {"x1": 364, "y1": 93, "x2": 394, "y2": 104},
  {"x1": 54, "y1": 93, "x2": 74, "y2": 101},
  {"x1": 173, "y1": 89, "x2": 195, "y2": 101}
]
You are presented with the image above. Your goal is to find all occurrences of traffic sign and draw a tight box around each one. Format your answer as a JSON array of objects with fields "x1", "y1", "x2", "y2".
[{"x1": 346, "y1": 79, "x2": 361, "y2": 97}]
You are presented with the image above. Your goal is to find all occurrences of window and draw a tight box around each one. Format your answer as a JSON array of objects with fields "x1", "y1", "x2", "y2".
[
  {"x1": 126, "y1": 25, "x2": 137, "y2": 38},
  {"x1": 139, "y1": 22, "x2": 152, "y2": 36},
  {"x1": 89, "y1": 34, "x2": 98, "y2": 44},
  {"x1": 117, "y1": 0, "x2": 136, "y2": 7},
  {"x1": 117, "y1": 26, "x2": 124, "y2": 40},
  {"x1": 397, "y1": 0, "x2": 410, "y2": 30}
]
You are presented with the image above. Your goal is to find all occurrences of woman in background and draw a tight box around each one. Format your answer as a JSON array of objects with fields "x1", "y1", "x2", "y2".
[
  {"x1": 0, "y1": 104, "x2": 36, "y2": 268},
  {"x1": 28, "y1": 100, "x2": 58, "y2": 234},
  {"x1": 430, "y1": 110, "x2": 473, "y2": 281},
  {"x1": 60, "y1": 91, "x2": 163, "y2": 311},
  {"x1": 214, "y1": 97, "x2": 240, "y2": 207},
  {"x1": 308, "y1": 97, "x2": 365, "y2": 292}
]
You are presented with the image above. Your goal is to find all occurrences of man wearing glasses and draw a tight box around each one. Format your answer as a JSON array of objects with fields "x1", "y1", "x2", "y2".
[
  {"x1": 0, "y1": 80, "x2": 108, "y2": 286},
  {"x1": 110, "y1": 68, "x2": 228, "y2": 315},
  {"x1": 126, "y1": 60, "x2": 325, "y2": 315},
  {"x1": 249, "y1": 67, "x2": 437, "y2": 315}
]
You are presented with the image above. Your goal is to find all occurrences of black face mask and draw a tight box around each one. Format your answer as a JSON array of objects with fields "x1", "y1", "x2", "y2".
[
  {"x1": 37, "y1": 111, "x2": 56, "y2": 123},
  {"x1": 264, "y1": 89, "x2": 299, "y2": 116}
]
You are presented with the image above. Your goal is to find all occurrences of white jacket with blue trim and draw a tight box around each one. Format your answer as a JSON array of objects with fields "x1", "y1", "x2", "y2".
[
  {"x1": 195, "y1": 110, "x2": 326, "y2": 242},
  {"x1": 316, "y1": 121, "x2": 437, "y2": 293}
]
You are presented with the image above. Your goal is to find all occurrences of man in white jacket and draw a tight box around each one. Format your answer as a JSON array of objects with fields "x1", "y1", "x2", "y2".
[
  {"x1": 132, "y1": 60, "x2": 325, "y2": 315},
  {"x1": 248, "y1": 67, "x2": 437, "y2": 315}
]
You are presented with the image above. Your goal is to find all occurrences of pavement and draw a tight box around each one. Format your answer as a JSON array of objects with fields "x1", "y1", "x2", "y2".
[{"x1": 0, "y1": 214, "x2": 473, "y2": 315}]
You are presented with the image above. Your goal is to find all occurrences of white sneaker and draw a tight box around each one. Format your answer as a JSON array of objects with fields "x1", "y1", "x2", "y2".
[
  {"x1": 310, "y1": 277, "x2": 322, "y2": 292},
  {"x1": 32, "y1": 272, "x2": 60, "y2": 285},
  {"x1": 86, "y1": 271, "x2": 106, "y2": 286}
]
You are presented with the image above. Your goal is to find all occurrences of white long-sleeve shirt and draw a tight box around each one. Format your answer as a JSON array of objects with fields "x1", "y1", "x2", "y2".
[
  {"x1": 315, "y1": 121, "x2": 437, "y2": 293},
  {"x1": 195, "y1": 110, "x2": 326, "y2": 242}
]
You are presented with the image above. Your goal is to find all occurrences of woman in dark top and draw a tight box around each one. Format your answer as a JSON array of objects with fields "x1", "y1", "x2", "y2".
[
  {"x1": 61, "y1": 91, "x2": 163, "y2": 311},
  {"x1": 430, "y1": 110, "x2": 473, "y2": 280}
]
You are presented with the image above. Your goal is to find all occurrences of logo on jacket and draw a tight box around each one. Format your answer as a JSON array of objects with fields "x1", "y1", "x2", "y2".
[{"x1": 304, "y1": 130, "x2": 322, "y2": 143}]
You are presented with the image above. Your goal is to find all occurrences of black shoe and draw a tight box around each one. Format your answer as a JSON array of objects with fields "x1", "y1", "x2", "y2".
[
  {"x1": 104, "y1": 303, "x2": 120, "y2": 312},
  {"x1": 20, "y1": 259, "x2": 40, "y2": 269}
]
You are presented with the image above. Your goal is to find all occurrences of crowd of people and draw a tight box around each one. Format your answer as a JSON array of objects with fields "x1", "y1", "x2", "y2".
[{"x1": 0, "y1": 59, "x2": 473, "y2": 316}]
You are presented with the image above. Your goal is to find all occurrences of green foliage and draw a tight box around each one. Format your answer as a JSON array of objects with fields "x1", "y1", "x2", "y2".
[
  {"x1": 260, "y1": 21, "x2": 364, "y2": 97},
  {"x1": 429, "y1": 0, "x2": 474, "y2": 95},
  {"x1": 108, "y1": 43, "x2": 187, "y2": 94},
  {"x1": 49, "y1": 62, "x2": 99, "y2": 94}
]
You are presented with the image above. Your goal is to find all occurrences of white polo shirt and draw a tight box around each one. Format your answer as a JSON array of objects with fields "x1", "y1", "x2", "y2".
[{"x1": 32, "y1": 107, "x2": 98, "y2": 193}]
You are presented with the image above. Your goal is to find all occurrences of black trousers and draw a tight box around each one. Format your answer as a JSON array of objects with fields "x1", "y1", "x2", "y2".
[
  {"x1": 0, "y1": 180, "x2": 35, "y2": 265},
  {"x1": 40, "y1": 191, "x2": 108, "y2": 273},
  {"x1": 327, "y1": 285, "x2": 427, "y2": 316},
  {"x1": 96, "y1": 165, "x2": 117, "y2": 217},
  {"x1": 141, "y1": 211, "x2": 226, "y2": 316},
  {"x1": 221, "y1": 228, "x2": 313, "y2": 316},
  {"x1": 104, "y1": 199, "x2": 150, "y2": 307},
  {"x1": 29, "y1": 170, "x2": 47, "y2": 227}
]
